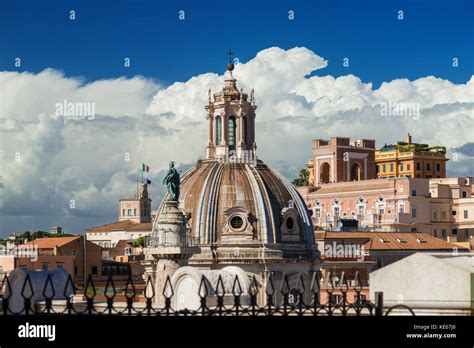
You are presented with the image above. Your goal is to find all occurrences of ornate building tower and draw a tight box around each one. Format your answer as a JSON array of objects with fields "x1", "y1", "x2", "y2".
[
  {"x1": 118, "y1": 183, "x2": 152, "y2": 223},
  {"x1": 205, "y1": 53, "x2": 257, "y2": 162}
]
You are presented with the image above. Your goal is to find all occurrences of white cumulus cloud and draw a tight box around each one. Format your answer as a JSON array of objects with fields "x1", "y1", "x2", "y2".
[{"x1": 0, "y1": 46, "x2": 473, "y2": 236}]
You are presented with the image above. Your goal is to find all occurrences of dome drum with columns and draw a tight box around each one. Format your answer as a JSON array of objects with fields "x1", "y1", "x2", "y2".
[{"x1": 144, "y1": 55, "x2": 319, "y2": 308}]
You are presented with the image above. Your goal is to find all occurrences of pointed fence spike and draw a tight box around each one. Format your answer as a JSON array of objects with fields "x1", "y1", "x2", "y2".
[
  {"x1": 124, "y1": 275, "x2": 137, "y2": 299},
  {"x1": 339, "y1": 271, "x2": 349, "y2": 291},
  {"x1": 353, "y1": 271, "x2": 363, "y2": 291},
  {"x1": 232, "y1": 275, "x2": 243, "y2": 296},
  {"x1": 63, "y1": 274, "x2": 76, "y2": 299},
  {"x1": 279, "y1": 273, "x2": 290, "y2": 295},
  {"x1": 310, "y1": 272, "x2": 320, "y2": 294},
  {"x1": 104, "y1": 275, "x2": 117, "y2": 300},
  {"x1": 163, "y1": 275, "x2": 174, "y2": 298},
  {"x1": 42, "y1": 274, "x2": 56, "y2": 300},
  {"x1": 84, "y1": 274, "x2": 97, "y2": 300},
  {"x1": 198, "y1": 275, "x2": 208, "y2": 298},
  {"x1": 325, "y1": 271, "x2": 334, "y2": 292},
  {"x1": 216, "y1": 275, "x2": 225, "y2": 296},
  {"x1": 2, "y1": 273, "x2": 13, "y2": 299},
  {"x1": 248, "y1": 275, "x2": 259, "y2": 296},
  {"x1": 296, "y1": 273, "x2": 305, "y2": 294},
  {"x1": 265, "y1": 273, "x2": 276, "y2": 296},
  {"x1": 21, "y1": 274, "x2": 34, "y2": 300},
  {"x1": 145, "y1": 275, "x2": 155, "y2": 300}
]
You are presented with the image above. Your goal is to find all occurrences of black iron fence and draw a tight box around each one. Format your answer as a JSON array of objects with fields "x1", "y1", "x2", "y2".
[{"x1": 0, "y1": 271, "x2": 410, "y2": 316}]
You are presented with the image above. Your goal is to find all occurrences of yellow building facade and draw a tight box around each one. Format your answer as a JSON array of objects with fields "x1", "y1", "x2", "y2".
[
  {"x1": 375, "y1": 134, "x2": 448, "y2": 179},
  {"x1": 308, "y1": 159, "x2": 315, "y2": 186}
]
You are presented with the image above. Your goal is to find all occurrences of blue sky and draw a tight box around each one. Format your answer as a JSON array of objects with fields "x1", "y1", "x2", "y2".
[{"x1": 1, "y1": 0, "x2": 473, "y2": 87}]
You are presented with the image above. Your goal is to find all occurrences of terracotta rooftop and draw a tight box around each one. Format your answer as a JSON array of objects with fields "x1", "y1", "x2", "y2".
[
  {"x1": 128, "y1": 223, "x2": 153, "y2": 231},
  {"x1": 25, "y1": 236, "x2": 80, "y2": 249},
  {"x1": 113, "y1": 239, "x2": 133, "y2": 248},
  {"x1": 87, "y1": 220, "x2": 152, "y2": 232},
  {"x1": 315, "y1": 231, "x2": 466, "y2": 251}
]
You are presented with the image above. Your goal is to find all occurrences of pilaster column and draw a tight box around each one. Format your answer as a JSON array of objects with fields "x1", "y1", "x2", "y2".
[
  {"x1": 208, "y1": 115, "x2": 214, "y2": 145},
  {"x1": 364, "y1": 158, "x2": 367, "y2": 180},
  {"x1": 222, "y1": 114, "x2": 228, "y2": 146},
  {"x1": 250, "y1": 113, "x2": 255, "y2": 147},
  {"x1": 237, "y1": 114, "x2": 242, "y2": 145}
]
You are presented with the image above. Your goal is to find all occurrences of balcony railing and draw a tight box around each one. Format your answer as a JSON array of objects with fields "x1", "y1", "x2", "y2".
[{"x1": 0, "y1": 271, "x2": 406, "y2": 316}]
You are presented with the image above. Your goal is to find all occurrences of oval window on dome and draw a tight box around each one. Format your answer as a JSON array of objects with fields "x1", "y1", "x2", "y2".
[
  {"x1": 285, "y1": 216, "x2": 294, "y2": 230},
  {"x1": 230, "y1": 215, "x2": 244, "y2": 229}
]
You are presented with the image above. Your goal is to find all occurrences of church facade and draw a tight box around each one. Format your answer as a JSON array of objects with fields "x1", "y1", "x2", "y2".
[{"x1": 143, "y1": 60, "x2": 320, "y2": 309}]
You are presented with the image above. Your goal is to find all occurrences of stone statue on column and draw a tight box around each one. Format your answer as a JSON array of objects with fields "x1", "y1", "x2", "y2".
[{"x1": 163, "y1": 161, "x2": 180, "y2": 201}]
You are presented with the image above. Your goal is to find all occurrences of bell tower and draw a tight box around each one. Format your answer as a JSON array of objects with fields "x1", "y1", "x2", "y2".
[
  {"x1": 205, "y1": 49, "x2": 257, "y2": 161},
  {"x1": 118, "y1": 183, "x2": 152, "y2": 223}
]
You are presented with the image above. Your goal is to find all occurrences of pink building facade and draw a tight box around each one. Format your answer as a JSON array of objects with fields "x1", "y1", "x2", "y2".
[
  {"x1": 298, "y1": 176, "x2": 474, "y2": 243},
  {"x1": 311, "y1": 137, "x2": 376, "y2": 184}
]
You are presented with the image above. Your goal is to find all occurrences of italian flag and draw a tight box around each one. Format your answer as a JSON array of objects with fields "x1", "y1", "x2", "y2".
[{"x1": 142, "y1": 163, "x2": 150, "y2": 172}]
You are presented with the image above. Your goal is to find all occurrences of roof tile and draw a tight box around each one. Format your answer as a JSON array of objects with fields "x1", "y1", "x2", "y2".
[
  {"x1": 315, "y1": 231, "x2": 465, "y2": 251},
  {"x1": 87, "y1": 220, "x2": 152, "y2": 232},
  {"x1": 25, "y1": 236, "x2": 80, "y2": 249}
]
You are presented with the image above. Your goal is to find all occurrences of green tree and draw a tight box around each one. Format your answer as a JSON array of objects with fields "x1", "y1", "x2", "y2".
[
  {"x1": 31, "y1": 231, "x2": 50, "y2": 240},
  {"x1": 132, "y1": 236, "x2": 149, "y2": 248},
  {"x1": 292, "y1": 168, "x2": 309, "y2": 187}
]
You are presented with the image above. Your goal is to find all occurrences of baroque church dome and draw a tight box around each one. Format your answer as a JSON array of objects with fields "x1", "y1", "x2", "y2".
[
  {"x1": 152, "y1": 61, "x2": 314, "y2": 249},
  {"x1": 176, "y1": 160, "x2": 314, "y2": 245},
  {"x1": 145, "y1": 56, "x2": 319, "y2": 310}
]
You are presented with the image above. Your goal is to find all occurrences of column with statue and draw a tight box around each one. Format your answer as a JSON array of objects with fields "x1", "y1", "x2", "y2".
[{"x1": 143, "y1": 161, "x2": 198, "y2": 305}]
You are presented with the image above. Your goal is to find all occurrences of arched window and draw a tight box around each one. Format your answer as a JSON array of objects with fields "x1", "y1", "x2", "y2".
[
  {"x1": 351, "y1": 163, "x2": 361, "y2": 181},
  {"x1": 216, "y1": 116, "x2": 222, "y2": 145},
  {"x1": 242, "y1": 116, "x2": 247, "y2": 144},
  {"x1": 228, "y1": 116, "x2": 236, "y2": 148},
  {"x1": 320, "y1": 162, "x2": 330, "y2": 183}
]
